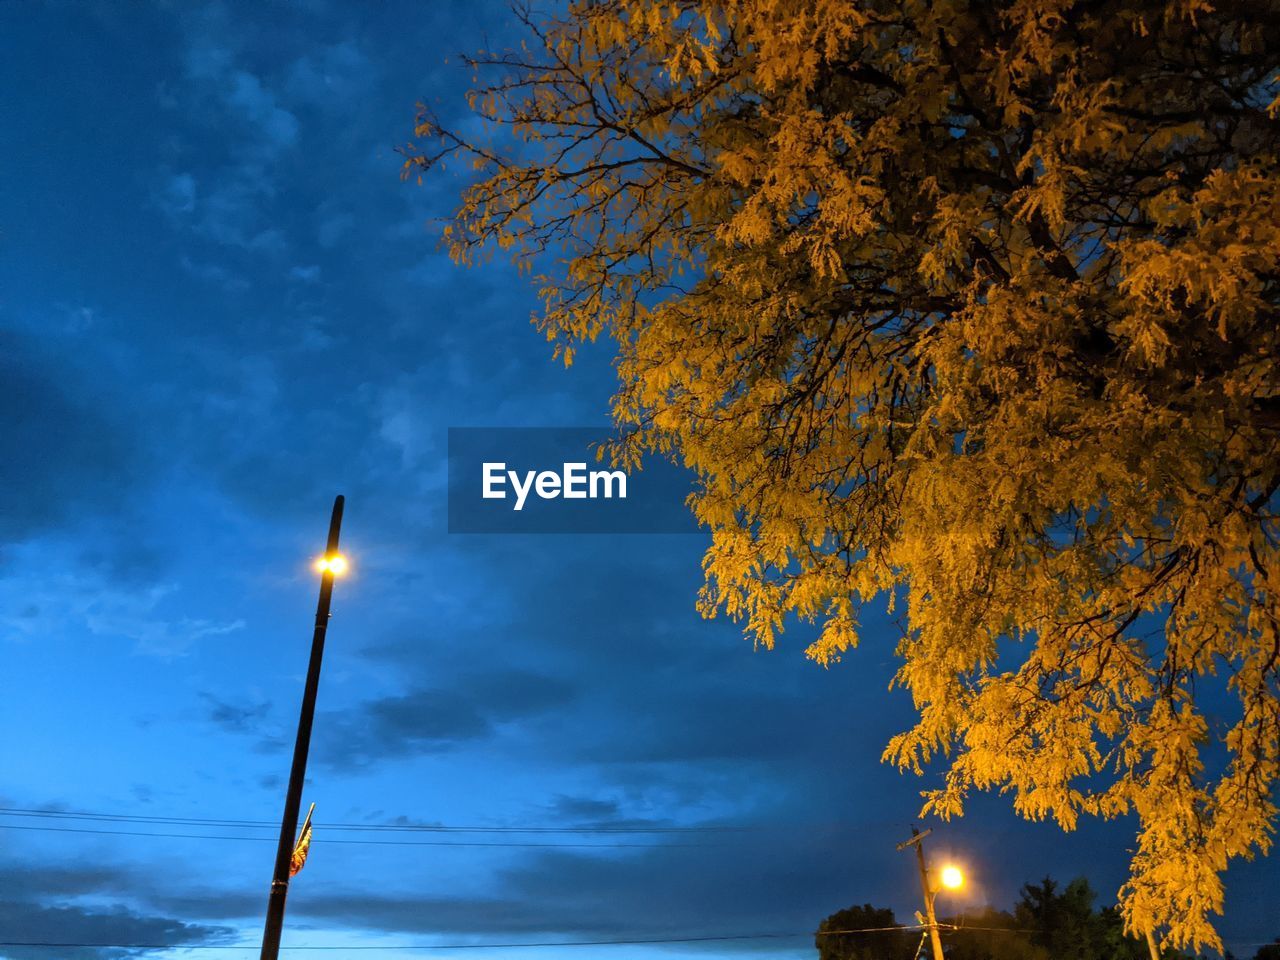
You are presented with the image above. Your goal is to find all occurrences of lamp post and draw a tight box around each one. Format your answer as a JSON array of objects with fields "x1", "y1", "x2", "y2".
[
  {"x1": 259, "y1": 495, "x2": 346, "y2": 960},
  {"x1": 897, "y1": 827, "x2": 964, "y2": 960}
]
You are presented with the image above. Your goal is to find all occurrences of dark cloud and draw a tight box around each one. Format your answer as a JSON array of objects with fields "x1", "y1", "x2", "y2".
[
  {"x1": 199, "y1": 691, "x2": 288, "y2": 753},
  {"x1": 348, "y1": 534, "x2": 919, "y2": 830},
  {"x1": 408, "y1": 539, "x2": 912, "y2": 773},
  {"x1": 277, "y1": 826, "x2": 899, "y2": 944},
  {"x1": 0, "y1": 330, "x2": 147, "y2": 546},
  {"x1": 0, "y1": 864, "x2": 129, "y2": 900},
  {"x1": 201, "y1": 691, "x2": 272, "y2": 734},
  {"x1": 135, "y1": 888, "x2": 263, "y2": 926},
  {"x1": 539, "y1": 793, "x2": 710, "y2": 832},
  {"x1": 266, "y1": 815, "x2": 1155, "y2": 953},
  {"x1": 0, "y1": 863, "x2": 234, "y2": 960},
  {"x1": 313, "y1": 669, "x2": 576, "y2": 771},
  {"x1": 582, "y1": 683, "x2": 830, "y2": 765},
  {"x1": 0, "y1": 857, "x2": 259, "y2": 926},
  {"x1": 0, "y1": 901, "x2": 231, "y2": 960},
  {"x1": 318, "y1": 687, "x2": 491, "y2": 767},
  {"x1": 545, "y1": 793, "x2": 622, "y2": 822}
]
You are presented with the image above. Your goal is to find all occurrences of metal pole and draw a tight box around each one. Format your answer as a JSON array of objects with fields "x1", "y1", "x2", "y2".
[
  {"x1": 260, "y1": 495, "x2": 345, "y2": 960},
  {"x1": 897, "y1": 828, "x2": 945, "y2": 960}
]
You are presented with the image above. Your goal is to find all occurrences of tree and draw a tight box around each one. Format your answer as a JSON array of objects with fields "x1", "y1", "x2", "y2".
[
  {"x1": 1011, "y1": 876, "x2": 1159, "y2": 960},
  {"x1": 1016, "y1": 876, "x2": 1101, "y2": 960},
  {"x1": 1254, "y1": 939, "x2": 1280, "y2": 960},
  {"x1": 1096, "y1": 905, "x2": 1160, "y2": 960},
  {"x1": 816, "y1": 877, "x2": 1159, "y2": 960},
  {"x1": 943, "y1": 906, "x2": 1046, "y2": 960},
  {"x1": 408, "y1": 0, "x2": 1280, "y2": 950},
  {"x1": 817, "y1": 903, "x2": 915, "y2": 960}
]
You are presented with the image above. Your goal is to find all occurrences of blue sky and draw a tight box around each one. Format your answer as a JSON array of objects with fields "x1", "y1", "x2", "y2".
[{"x1": 0, "y1": 3, "x2": 1276, "y2": 959}]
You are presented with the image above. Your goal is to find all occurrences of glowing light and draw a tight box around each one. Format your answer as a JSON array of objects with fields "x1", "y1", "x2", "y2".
[
  {"x1": 940, "y1": 865, "x2": 965, "y2": 890},
  {"x1": 314, "y1": 554, "x2": 349, "y2": 576}
]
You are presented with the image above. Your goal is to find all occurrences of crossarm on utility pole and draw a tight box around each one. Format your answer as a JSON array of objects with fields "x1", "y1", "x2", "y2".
[{"x1": 898, "y1": 828, "x2": 945, "y2": 960}]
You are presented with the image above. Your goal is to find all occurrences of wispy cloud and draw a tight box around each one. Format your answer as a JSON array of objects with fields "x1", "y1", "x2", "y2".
[
  {"x1": 156, "y1": 14, "x2": 301, "y2": 259},
  {"x1": 284, "y1": 39, "x2": 376, "y2": 109},
  {"x1": 224, "y1": 69, "x2": 299, "y2": 153},
  {"x1": 0, "y1": 572, "x2": 243, "y2": 658},
  {"x1": 179, "y1": 253, "x2": 249, "y2": 291},
  {"x1": 156, "y1": 171, "x2": 197, "y2": 216}
]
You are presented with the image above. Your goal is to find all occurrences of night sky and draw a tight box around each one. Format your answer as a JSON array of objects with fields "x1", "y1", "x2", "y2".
[{"x1": 1, "y1": 3, "x2": 1276, "y2": 959}]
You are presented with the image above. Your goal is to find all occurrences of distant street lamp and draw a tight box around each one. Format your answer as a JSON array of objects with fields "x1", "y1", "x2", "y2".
[
  {"x1": 940, "y1": 864, "x2": 965, "y2": 891},
  {"x1": 897, "y1": 828, "x2": 965, "y2": 960},
  {"x1": 259, "y1": 496, "x2": 346, "y2": 960}
]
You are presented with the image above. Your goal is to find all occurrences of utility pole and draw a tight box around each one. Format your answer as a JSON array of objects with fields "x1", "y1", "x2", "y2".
[
  {"x1": 897, "y1": 827, "x2": 945, "y2": 960},
  {"x1": 259, "y1": 495, "x2": 345, "y2": 960}
]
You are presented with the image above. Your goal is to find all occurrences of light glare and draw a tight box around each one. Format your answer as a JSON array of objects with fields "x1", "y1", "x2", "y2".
[
  {"x1": 314, "y1": 554, "x2": 349, "y2": 576},
  {"x1": 940, "y1": 865, "x2": 964, "y2": 890}
]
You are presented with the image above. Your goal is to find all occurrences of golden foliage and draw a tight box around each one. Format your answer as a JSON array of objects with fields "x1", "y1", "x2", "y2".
[{"x1": 407, "y1": 0, "x2": 1280, "y2": 949}]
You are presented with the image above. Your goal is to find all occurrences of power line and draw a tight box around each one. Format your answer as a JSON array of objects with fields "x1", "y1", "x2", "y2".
[
  {"x1": 0, "y1": 928, "x2": 919, "y2": 951},
  {"x1": 0, "y1": 806, "x2": 759, "y2": 835},
  {"x1": 6, "y1": 930, "x2": 1276, "y2": 953},
  {"x1": 0, "y1": 823, "x2": 710, "y2": 848}
]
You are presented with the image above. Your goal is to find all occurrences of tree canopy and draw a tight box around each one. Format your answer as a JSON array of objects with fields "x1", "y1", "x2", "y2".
[
  {"x1": 816, "y1": 876, "x2": 1218, "y2": 960},
  {"x1": 407, "y1": 0, "x2": 1280, "y2": 949},
  {"x1": 817, "y1": 902, "x2": 917, "y2": 960}
]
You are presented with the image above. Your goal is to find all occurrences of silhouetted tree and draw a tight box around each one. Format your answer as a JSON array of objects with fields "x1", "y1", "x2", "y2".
[
  {"x1": 816, "y1": 903, "x2": 915, "y2": 960},
  {"x1": 1095, "y1": 905, "x2": 1157, "y2": 960},
  {"x1": 943, "y1": 906, "x2": 1045, "y2": 960},
  {"x1": 1015, "y1": 877, "x2": 1102, "y2": 959},
  {"x1": 820, "y1": 875, "x2": 1196, "y2": 960}
]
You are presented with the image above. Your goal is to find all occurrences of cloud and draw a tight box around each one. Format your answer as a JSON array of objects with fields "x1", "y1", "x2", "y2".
[
  {"x1": 0, "y1": 571, "x2": 243, "y2": 658},
  {"x1": 179, "y1": 254, "x2": 249, "y2": 291},
  {"x1": 275, "y1": 828, "x2": 889, "y2": 945},
  {"x1": 314, "y1": 204, "x2": 353, "y2": 247},
  {"x1": 158, "y1": 16, "x2": 301, "y2": 261},
  {"x1": 314, "y1": 670, "x2": 576, "y2": 771},
  {"x1": 182, "y1": 32, "x2": 233, "y2": 83},
  {"x1": 0, "y1": 330, "x2": 147, "y2": 545},
  {"x1": 284, "y1": 40, "x2": 375, "y2": 109},
  {"x1": 83, "y1": 587, "x2": 245, "y2": 658},
  {"x1": 189, "y1": 173, "x2": 281, "y2": 251},
  {"x1": 201, "y1": 691, "x2": 272, "y2": 734},
  {"x1": 545, "y1": 793, "x2": 623, "y2": 822},
  {"x1": 225, "y1": 69, "x2": 299, "y2": 152},
  {"x1": 156, "y1": 163, "x2": 283, "y2": 255},
  {"x1": 0, "y1": 862, "x2": 235, "y2": 960},
  {"x1": 179, "y1": 15, "x2": 298, "y2": 161},
  {"x1": 199, "y1": 691, "x2": 288, "y2": 753},
  {"x1": 156, "y1": 171, "x2": 197, "y2": 216},
  {"x1": 0, "y1": 901, "x2": 233, "y2": 960}
]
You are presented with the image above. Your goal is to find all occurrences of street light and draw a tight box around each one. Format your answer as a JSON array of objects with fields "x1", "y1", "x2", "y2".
[
  {"x1": 940, "y1": 864, "x2": 965, "y2": 891},
  {"x1": 314, "y1": 553, "x2": 348, "y2": 576},
  {"x1": 897, "y1": 828, "x2": 967, "y2": 960},
  {"x1": 260, "y1": 496, "x2": 346, "y2": 960}
]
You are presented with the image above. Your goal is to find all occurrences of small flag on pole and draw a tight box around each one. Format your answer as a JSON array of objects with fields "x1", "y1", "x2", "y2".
[{"x1": 289, "y1": 802, "x2": 315, "y2": 877}]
